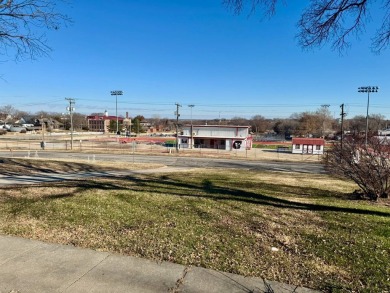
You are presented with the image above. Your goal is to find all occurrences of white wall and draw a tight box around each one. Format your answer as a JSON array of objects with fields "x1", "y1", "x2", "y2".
[
  {"x1": 292, "y1": 144, "x2": 323, "y2": 154},
  {"x1": 183, "y1": 126, "x2": 248, "y2": 138}
]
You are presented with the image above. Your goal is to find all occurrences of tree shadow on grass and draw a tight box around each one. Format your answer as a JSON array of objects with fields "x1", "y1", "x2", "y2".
[
  {"x1": 0, "y1": 158, "x2": 110, "y2": 176},
  {"x1": 1, "y1": 172, "x2": 389, "y2": 218},
  {"x1": 117, "y1": 174, "x2": 390, "y2": 217}
]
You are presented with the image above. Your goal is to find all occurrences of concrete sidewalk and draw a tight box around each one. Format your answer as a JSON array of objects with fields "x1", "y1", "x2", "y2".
[{"x1": 0, "y1": 235, "x2": 318, "y2": 293}]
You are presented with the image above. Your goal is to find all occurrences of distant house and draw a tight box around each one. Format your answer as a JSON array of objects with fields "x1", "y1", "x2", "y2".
[
  {"x1": 35, "y1": 118, "x2": 62, "y2": 131},
  {"x1": 292, "y1": 138, "x2": 325, "y2": 155},
  {"x1": 178, "y1": 125, "x2": 252, "y2": 150},
  {"x1": 87, "y1": 110, "x2": 124, "y2": 133}
]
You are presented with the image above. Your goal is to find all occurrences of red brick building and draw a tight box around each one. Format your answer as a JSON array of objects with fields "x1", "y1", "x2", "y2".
[{"x1": 87, "y1": 111, "x2": 124, "y2": 133}]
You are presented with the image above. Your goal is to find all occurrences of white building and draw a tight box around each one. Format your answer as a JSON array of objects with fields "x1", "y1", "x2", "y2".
[
  {"x1": 178, "y1": 125, "x2": 252, "y2": 150},
  {"x1": 292, "y1": 138, "x2": 325, "y2": 155}
]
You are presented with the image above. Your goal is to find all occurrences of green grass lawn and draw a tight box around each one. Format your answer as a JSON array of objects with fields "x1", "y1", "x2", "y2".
[{"x1": 0, "y1": 165, "x2": 389, "y2": 292}]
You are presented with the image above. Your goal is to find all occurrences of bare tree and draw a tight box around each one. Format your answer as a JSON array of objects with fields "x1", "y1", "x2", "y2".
[
  {"x1": 0, "y1": 0, "x2": 69, "y2": 60},
  {"x1": 224, "y1": 0, "x2": 390, "y2": 52},
  {"x1": 295, "y1": 111, "x2": 322, "y2": 137},
  {"x1": 369, "y1": 113, "x2": 386, "y2": 132},
  {"x1": 348, "y1": 114, "x2": 385, "y2": 136},
  {"x1": 230, "y1": 116, "x2": 248, "y2": 126},
  {"x1": 325, "y1": 135, "x2": 390, "y2": 200},
  {"x1": 0, "y1": 104, "x2": 18, "y2": 116},
  {"x1": 273, "y1": 118, "x2": 298, "y2": 137},
  {"x1": 250, "y1": 114, "x2": 270, "y2": 133}
]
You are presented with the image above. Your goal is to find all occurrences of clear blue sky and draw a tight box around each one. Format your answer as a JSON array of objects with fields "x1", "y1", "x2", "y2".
[{"x1": 1, "y1": 1, "x2": 389, "y2": 121}]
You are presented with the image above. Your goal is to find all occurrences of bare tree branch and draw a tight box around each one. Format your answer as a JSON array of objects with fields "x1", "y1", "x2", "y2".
[
  {"x1": 297, "y1": 0, "x2": 368, "y2": 52},
  {"x1": 223, "y1": 0, "x2": 281, "y2": 18},
  {"x1": 224, "y1": 0, "x2": 390, "y2": 53},
  {"x1": 0, "y1": 0, "x2": 70, "y2": 61}
]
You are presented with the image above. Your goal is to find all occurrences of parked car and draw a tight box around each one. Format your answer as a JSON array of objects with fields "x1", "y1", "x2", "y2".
[{"x1": 9, "y1": 125, "x2": 26, "y2": 133}]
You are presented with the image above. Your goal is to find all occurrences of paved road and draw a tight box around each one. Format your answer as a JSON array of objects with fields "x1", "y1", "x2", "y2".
[
  {"x1": 0, "y1": 151, "x2": 326, "y2": 174},
  {"x1": 0, "y1": 151, "x2": 325, "y2": 185},
  {"x1": 0, "y1": 167, "x2": 191, "y2": 186}
]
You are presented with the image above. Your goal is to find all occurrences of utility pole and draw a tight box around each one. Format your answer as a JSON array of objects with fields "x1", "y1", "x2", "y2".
[
  {"x1": 41, "y1": 115, "x2": 45, "y2": 142},
  {"x1": 65, "y1": 98, "x2": 75, "y2": 150},
  {"x1": 340, "y1": 104, "x2": 346, "y2": 151},
  {"x1": 175, "y1": 103, "x2": 181, "y2": 152},
  {"x1": 188, "y1": 104, "x2": 194, "y2": 149}
]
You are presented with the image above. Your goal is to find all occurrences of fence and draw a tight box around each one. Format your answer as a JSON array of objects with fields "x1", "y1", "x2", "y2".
[{"x1": 0, "y1": 138, "x2": 324, "y2": 162}]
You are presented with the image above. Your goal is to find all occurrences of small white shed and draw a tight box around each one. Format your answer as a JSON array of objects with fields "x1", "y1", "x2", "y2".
[{"x1": 292, "y1": 138, "x2": 325, "y2": 155}]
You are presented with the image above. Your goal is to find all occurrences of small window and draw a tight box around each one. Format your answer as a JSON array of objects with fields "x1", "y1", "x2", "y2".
[
  {"x1": 316, "y1": 145, "x2": 321, "y2": 150},
  {"x1": 295, "y1": 144, "x2": 301, "y2": 149}
]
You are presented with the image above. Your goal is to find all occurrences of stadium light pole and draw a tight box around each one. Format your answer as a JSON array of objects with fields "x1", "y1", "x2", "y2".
[
  {"x1": 111, "y1": 90, "x2": 123, "y2": 134},
  {"x1": 358, "y1": 86, "x2": 379, "y2": 146}
]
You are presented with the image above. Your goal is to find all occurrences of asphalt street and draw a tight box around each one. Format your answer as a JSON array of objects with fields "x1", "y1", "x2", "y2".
[
  {"x1": 0, "y1": 151, "x2": 325, "y2": 186},
  {"x1": 0, "y1": 151, "x2": 326, "y2": 174},
  {"x1": 0, "y1": 167, "x2": 192, "y2": 186}
]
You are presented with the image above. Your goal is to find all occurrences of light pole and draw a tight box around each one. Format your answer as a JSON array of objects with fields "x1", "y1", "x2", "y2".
[
  {"x1": 358, "y1": 86, "x2": 379, "y2": 146},
  {"x1": 65, "y1": 98, "x2": 75, "y2": 150},
  {"x1": 175, "y1": 103, "x2": 181, "y2": 152},
  {"x1": 41, "y1": 115, "x2": 45, "y2": 145},
  {"x1": 111, "y1": 90, "x2": 123, "y2": 135},
  {"x1": 188, "y1": 104, "x2": 194, "y2": 149}
]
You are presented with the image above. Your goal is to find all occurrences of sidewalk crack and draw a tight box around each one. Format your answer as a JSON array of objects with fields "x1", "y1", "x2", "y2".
[
  {"x1": 168, "y1": 266, "x2": 190, "y2": 293},
  {"x1": 60, "y1": 254, "x2": 110, "y2": 292}
]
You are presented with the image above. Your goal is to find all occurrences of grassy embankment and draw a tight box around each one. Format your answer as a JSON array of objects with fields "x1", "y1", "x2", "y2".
[{"x1": 0, "y1": 158, "x2": 389, "y2": 292}]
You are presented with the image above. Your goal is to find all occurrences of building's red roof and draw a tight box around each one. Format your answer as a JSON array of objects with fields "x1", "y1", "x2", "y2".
[{"x1": 292, "y1": 138, "x2": 325, "y2": 145}]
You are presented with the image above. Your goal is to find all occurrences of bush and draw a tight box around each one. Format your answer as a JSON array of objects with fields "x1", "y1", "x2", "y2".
[
  {"x1": 324, "y1": 135, "x2": 390, "y2": 200},
  {"x1": 0, "y1": 129, "x2": 7, "y2": 135}
]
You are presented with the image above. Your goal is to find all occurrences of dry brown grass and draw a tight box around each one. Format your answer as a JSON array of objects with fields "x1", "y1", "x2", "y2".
[{"x1": 0, "y1": 157, "x2": 163, "y2": 175}]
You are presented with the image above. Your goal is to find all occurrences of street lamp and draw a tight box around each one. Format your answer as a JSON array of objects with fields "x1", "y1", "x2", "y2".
[
  {"x1": 111, "y1": 90, "x2": 123, "y2": 134},
  {"x1": 188, "y1": 104, "x2": 194, "y2": 149},
  {"x1": 358, "y1": 86, "x2": 379, "y2": 146}
]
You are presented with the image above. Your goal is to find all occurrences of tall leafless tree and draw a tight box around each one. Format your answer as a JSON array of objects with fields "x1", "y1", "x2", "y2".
[
  {"x1": 0, "y1": 0, "x2": 69, "y2": 60},
  {"x1": 224, "y1": 0, "x2": 390, "y2": 52},
  {"x1": 250, "y1": 114, "x2": 270, "y2": 133}
]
